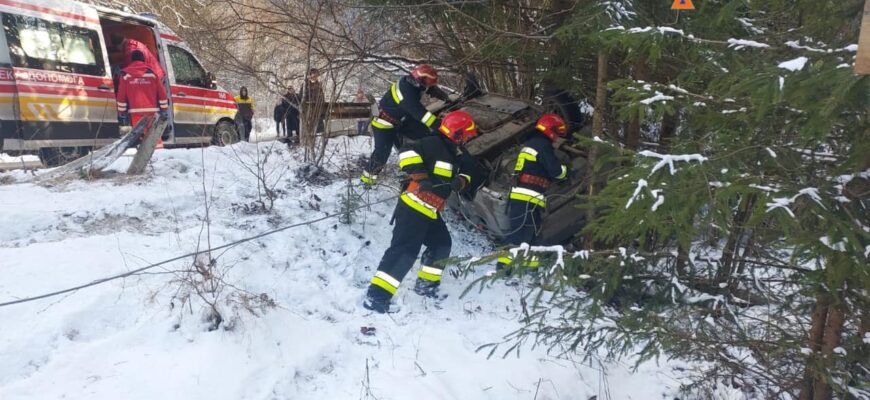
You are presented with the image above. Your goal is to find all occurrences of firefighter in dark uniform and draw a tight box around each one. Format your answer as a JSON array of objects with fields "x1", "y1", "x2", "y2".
[
  {"x1": 364, "y1": 111, "x2": 480, "y2": 314},
  {"x1": 497, "y1": 113, "x2": 569, "y2": 271},
  {"x1": 360, "y1": 64, "x2": 451, "y2": 186}
]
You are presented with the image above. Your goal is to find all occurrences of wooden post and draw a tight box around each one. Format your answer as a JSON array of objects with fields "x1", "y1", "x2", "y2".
[
  {"x1": 127, "y1": 115, "x2": 169, "y2": 175},
  {"x1": 856, "y1": 0, "x2": 870, "y2": 74}
]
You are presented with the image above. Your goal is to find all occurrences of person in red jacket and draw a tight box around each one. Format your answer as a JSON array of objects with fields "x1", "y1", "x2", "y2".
[
  {"x1": 110, "y1": 34, "x2": 165, "y2": 80},
  {"x1": 117, "y1": 51, "x2": 169, "y2": 143}
]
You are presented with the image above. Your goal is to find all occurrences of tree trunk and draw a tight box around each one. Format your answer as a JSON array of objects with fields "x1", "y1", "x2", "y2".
[
  {"x1": 585, "y1": 51, "x2": 608, "y2": 249},
  {"x1": 812, "y1": 299, "x2": 846, "y2": 400},
  {"x1": 800, "y1": 293, "x2": 830, "y2": 400},
  {"x1": 659, "y1": 106, "x2": 679, "y2": 152},
  {"x1": 716, "y1": 194, "x2": 756, "y2": 283},
  {"x1": 626, "y1": 60, "x2": 649, "y2": 150},
  {"x1": 591, "y1": 51, "x2": 607, "y2": 139}
]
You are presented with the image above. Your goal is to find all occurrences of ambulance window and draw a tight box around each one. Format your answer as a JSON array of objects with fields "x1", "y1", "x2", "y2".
[
  {"x1": 2, "y1": 14, "x2": 105, "y2": 76},
  {"x1": 168, "y1": 45, "x2": 208, "y2": 88}
]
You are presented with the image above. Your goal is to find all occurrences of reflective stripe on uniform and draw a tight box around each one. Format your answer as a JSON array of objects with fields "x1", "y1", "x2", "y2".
[
  {"x1": 129, "y1": 107, "x2": 159, "y2": 113},
  {"x1": 360, "y1": 171, "x2": 377, "y2": 185},
  {"x1": 390, "y1": 82, "x2": 403, "y2": 104},
  {"x1": 509, "y1": 187, "x2": 546, "y2": 207},
  {"x1": 401, "y1": 192, "x2": 438, "y2": 219},
  {"x1": 371, "y1": 117, "x2": 394, "y2": 129},
  {"x1": 514, "y1": 147, "x2": 539, "y2": 171},
  {"x1": 556, "y1": 165, "x2": 568, "y2": 180},
  {"x1": 421, "y1": 111, "x2": 436, "y2": 127},
  {"x1": 417, "y1": 265, "x2": 443, "y2": 282},
  {"x1": 497, "y1": 254, "x2": 540, "y2": 268},
  {"x1": 398, "y1": 150, "x2": 423, "y2": 168},
  {"x1": 371, "y1": 271, "x2": 400, "y2": 294},
  {"x1": 433, "y1": 160, "x2": 453, "y2": 178},
  {"x1": 460, "y1": 173, "x2": 471, "y2": 184}
]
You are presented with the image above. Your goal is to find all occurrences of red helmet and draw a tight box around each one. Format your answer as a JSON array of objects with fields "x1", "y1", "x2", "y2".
[
  {"x1": 410, "y1": 64, "x2": 438, "y2": 87},
  {"x1": 535, "y1": 113, "x2": 568, "y2": 142},
  {"x1": 438, "y1": 110, "x2": 477, "y2": 144}
]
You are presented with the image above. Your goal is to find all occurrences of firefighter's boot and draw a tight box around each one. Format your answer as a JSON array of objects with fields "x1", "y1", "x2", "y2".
[
  {"x1": 363, "y1": 293, "x2": 398, "y2": 314},
  {"x1": 413, "y1": 278, "x2": 441, "y2": 299}
]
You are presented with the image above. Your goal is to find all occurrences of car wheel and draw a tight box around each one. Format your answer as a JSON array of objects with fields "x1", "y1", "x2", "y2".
[
  {"x1": 542, "y1": 89, "x2": 586, "y2": 135},
  {"x1": 213, "y1": 120, "x2": 239, "y2": 146},
  {"x1": 38, "y1": 146, "x2": 90, "y2": 167}
]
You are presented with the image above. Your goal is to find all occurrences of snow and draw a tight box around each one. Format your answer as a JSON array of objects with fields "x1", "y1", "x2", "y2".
[
  {"x1": 727, "y1": 38, "x2": 771, "y2": 49},
  {"x1": 0, "y1": 137, "x2": 686, "y2": 399},
  {"x1": 750, "y1": 184, "x2": 779, "y2": 193},
  {"x1": 777, "y1": 57, "x2": 809, "y2": 71},
  {"x1": 668, "y1": 84, "x2": 689, "y2": 94},
  {"x1": 841, "y1": 44, "x2": 858, "y2": 52},
  {"x1": 833, "y1": 347, "x2": 847, "y2": 356},
  {"x1": 765, "y1": 147, "x2": 777, "y2": 158},
  {"x1": 638, "y1": 150, "x2": 708, "y2": 176},
  {"x1": 625, "y1": 179, "x2": 649, "y2": 209},
  {"x1": 800, "y1": 347, "x2": 813, "y2": 355},
  {"x1": 0, "y1": 153, "x2": 40, "y2": 163},
  {"x1": 651, "y1": 195, "x2": 665, "y2": 211},
  {"x1": 765, "y1": 188, "x2": 824, "y2": 218},
  {"x1": 820, "y1": 236, "x2": 848, "y2": 252},
  {"x1": 640, "y1": 92, "x2": 674, "y2": 105}
]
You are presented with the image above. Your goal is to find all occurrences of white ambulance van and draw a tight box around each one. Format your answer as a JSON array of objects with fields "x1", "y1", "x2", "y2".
[{"x1": 0, "y1": 0, "x2": 239, "y2": 166}]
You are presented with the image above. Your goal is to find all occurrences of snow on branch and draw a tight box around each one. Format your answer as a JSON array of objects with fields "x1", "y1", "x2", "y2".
[
  {"x1": 727, "y1": 38, "x2": 771, "y2": 50},
  {"x1": 638, "y1": 151, "x2": 708, "y2": 176},
  {"x1": 765, "y1": 188, "x2": 825, "y2": 218},
  {"x1": 777, "y1": 57, "x2": 809, "y2": 72},
  {"x1": 625, "y1": 179, "x2": 648, "y2": 209},
  {"x1": 640, "y1": 91, "x2": 674, "y2": 105}
]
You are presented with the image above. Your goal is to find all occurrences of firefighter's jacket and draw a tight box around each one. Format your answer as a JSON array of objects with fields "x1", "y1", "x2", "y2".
[
  {"x1": 372, "y1": 75, "x2": 450, "y2": 138},
  {"x1": 116, "y1": 61, "x2": 168, "y2": 117},
  {"x1": 510, "y1": 133, "x2": 568, "y2": 208},
  {"x1": 398, "y1": 135, "x2": 477, "y2": 219}
]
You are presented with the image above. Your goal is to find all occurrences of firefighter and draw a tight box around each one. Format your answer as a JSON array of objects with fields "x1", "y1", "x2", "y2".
[
  {"x1": 116, "y1": 50, "x2": 169, "y2": 142},
  {"x1": 360, "y1": 64, "x2": 451, "y2": 186},
  {"x1": 363, "y1": 110, "x2": 479, "y2": 314},
  {"x1": 496, "y1": 113, "x2": 569, "y2": 272}
]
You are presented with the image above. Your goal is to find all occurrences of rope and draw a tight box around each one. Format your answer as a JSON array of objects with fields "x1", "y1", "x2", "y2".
[{"x1": 0, "y1": 191, "x2": 401, "y2": 308}]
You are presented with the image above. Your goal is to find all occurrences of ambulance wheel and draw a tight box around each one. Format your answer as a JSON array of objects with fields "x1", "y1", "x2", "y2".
[
  {"x1": 39, "y1": 146, "x2": 90, "y2": 167},
  {"x1": 213, "y1": 121, "x2": 239, "y2": 146}
]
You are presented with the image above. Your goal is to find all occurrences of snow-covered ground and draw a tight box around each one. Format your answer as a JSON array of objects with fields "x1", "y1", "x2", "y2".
[{"x1": 0, "y1": 134, "x2": 687, "y2": 399}]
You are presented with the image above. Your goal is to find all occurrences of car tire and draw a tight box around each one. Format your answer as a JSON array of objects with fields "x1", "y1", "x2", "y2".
[
  {"x1": 38, "y1": 146, "x2": 90, "y2": 167},
  {"x1": 213, "y1": 120, "x2": 239, "y2": 146},
  {"x1": 542, "y1": 89, "x2": 586, "y2": 135}
]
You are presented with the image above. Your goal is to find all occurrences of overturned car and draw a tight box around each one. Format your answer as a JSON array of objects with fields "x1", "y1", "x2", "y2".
[
  {"x1": 334, "y1": 77, "x2": 591, "y2": 245},
  {"x1": 429, "y1": 86, "x2": 591, "y2": 246}
]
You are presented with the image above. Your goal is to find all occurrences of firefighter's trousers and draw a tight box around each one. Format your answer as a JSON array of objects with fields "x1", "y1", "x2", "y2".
[
  {"x1": 497, "y1": 199, "x2": 543, "y2": 270},
  {"x1": 367, "y1": 200, "x2": 452, "y2": 302},
  {"x1": 365, "y1": 125, "x2": 399, "y2": 178}
]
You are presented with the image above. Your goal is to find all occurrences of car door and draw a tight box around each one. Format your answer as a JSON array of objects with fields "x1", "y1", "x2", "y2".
[{"x1": 165, "y1": 44, "x2": 234, "y2": 144}]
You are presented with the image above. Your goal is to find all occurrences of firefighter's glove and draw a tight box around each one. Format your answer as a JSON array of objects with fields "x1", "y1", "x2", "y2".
[
  {"x1": 451, "y1": 176, "x2": 468, "y2": 192},
  {"x1": 158, "y1": 110, "x2": 169, "y2": 119},
  {"x1": 118, "y1": 113, "x2": 130, "y2": 126}
]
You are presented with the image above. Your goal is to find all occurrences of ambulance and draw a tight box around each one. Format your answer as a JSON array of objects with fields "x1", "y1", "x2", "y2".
[{"x1": 0, "y1": 0, "x2": 240, "y2": 166}]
